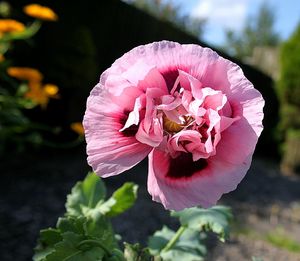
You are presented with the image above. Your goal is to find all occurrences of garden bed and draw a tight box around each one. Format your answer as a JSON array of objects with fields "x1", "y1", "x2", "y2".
[{"x1": 1, "y1": 147, "x2": 300, "y2": 260}]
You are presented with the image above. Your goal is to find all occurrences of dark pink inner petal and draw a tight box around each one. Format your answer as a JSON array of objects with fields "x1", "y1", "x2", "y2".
[
  {"x1": 119, "y1": 111, "x2": 139, "y2": 137},
  {"x1": 166, "y1": 152, "x2": 208, "y2": 179},
  {"x1": 161, "y1": 68, "x2": 179, "y2": 92}
]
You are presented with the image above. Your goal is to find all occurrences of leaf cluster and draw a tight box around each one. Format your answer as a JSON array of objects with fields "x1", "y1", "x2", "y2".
[
  {"x1": 34, "y1": 172, "x2": 233, "y2": 261},
  {"x1": 34, "y1": 172, "x2": 138, "y2": 261},
  {"x1": 148, "y1": 206, "x2": 233, "y2": 261}
]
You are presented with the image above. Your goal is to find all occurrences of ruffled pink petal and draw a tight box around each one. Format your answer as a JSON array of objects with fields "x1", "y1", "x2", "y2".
[
  {"x1": 135, "y1": 88, "x2": 165, "y2": 147},
  {"x1": 168, "y1": 130, "x2": 207, "y2": 161},
  {"x1": 135, "y1": 117, "x2": 163, "y2": 147},
  {"x1": 104, "y1": 59, "x2": 168, "y2": 97},
  {"x1": 119, "y1": 95, "x2": 144, "y2": 132},
  {"x1": 83, "y1": 84, "x2": 152, "y2": 177},
  {"x1": 148, "y1": 148, "x2": 252, "y2": 211},
  {"x1": 122, "y1": 60, "x2": 168, "y2": 93},
  {"x1": 213, "y1": 117, "x2": 259, "y2": 165}
]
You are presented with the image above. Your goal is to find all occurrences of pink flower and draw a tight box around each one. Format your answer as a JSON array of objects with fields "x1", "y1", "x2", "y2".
[{"x1": 83, "y1": 41, "x2": 264, "y2": 211}]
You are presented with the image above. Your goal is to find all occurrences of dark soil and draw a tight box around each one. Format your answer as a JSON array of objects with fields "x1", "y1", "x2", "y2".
[{"x1": 1, "y1": 147, "x2": 300, "y2": 261}]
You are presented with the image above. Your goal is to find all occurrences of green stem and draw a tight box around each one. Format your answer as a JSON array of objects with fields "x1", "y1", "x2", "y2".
[
  {"x1": 161, "y1": 226, "x2": 186, "y2": 253},
  {"x1": 77, "y1": 239, "x2": 111, "y2": 256}
]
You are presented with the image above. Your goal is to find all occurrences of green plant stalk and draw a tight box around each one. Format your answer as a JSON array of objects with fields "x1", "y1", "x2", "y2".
[
  {"x1": 161, "y1": 226, "x2": 186, "y2": 253},
  {"x1": 0, "y1": 20, "x2": 41, "y2": 43},
  {"x1": 76, "y1": 239, "x2": 112, "y2": 256}
]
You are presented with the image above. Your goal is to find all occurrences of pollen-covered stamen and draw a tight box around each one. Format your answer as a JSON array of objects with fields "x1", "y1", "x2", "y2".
[
  {"x1": 163, "y1": 113, "x2": 195, "y2": 134},
  {"x1": 163, "y1": 114, "x2": 184, "y2": 133}
]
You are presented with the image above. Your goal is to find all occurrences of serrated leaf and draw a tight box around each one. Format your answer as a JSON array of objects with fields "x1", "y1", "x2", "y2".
[
  {"x1": 171, "y1": 206, "x2": 232, "y2": 242},
  {"x1": 57, "y1": 215, "x2": 117, "y2": 249},
  {"x1": 148, "y1": 226, "x2": 206, "y2": 261},
  {"x1": 102, "y1": 182, "x2": 138, "y2": 217},
  {"x1": 45, "y1": 232, "x2": 105, "y2": 261},
  {"x1": 33, "y1": 246, "x2": 55, "y2": 261},
  {"x1": 83, "y1": 213, "x2": 118, "y2": 249},
  {"x1": 34, "y1": 215, "x2": 119, "y2": 260},
  {"x1": 124, "y1": 242, "x2": 154, "y2": 261},
  {"x1": 40, "y1": 229, "x2": 62, "y2": 246},
  {"x1": 57, "y1": 216, "x2": 86, "y2": 235},
  {"x1": 33, "y1": 229, "x2": 62, "y2": 261},
  {"x1": 148, "y1": 226, "x2": 175, "y2": 255},
  {"x1": 66, "y1": 172, "x2": 106, "y2": 216}
]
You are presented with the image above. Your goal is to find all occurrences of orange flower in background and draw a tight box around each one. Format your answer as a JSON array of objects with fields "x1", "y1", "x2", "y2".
[
  {"x1": 70, "y1": 122, "x2": 84, "y2": 136},
  {"x1": 0, "y1": 19, "x2": 25, "y2": 33},
  {"x1": 25, "y1": 81, "x2": 59, "y2": 108},
  {"x1": 0, "y1": 54, "x2": 4, "y2": 62},
  {"x1": 43, "y1": 84, "x2": 59, "y2": 96},
  {"x1": 23, "y1": 4, "x2": 58, "y2": 21},
  {"x1": 7, "y1": 67, "x2": 43, "y2": 82}
]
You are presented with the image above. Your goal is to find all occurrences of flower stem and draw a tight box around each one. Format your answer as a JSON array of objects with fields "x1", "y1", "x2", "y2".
[
  {"x1": 161, "y1": 226, "x2": 186, "y2": 253},
  {"x1": 77, "y1": 239, "x2": 111, "y2": 256}
]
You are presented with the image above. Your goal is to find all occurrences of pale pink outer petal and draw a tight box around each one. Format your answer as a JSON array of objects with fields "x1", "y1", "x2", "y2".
[
  {"x1": 104, "y1": 59, "x2": 168, "y2": 96},
  {"x1": 148, "y1": 148, "x2": 252, "y2": 211},
  {"x1": 83, "y1": 84, "x2": 152, "y2": 177}
]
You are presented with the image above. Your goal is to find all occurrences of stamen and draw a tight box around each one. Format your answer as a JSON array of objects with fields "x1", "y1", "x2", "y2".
[{"x1": 163, "y1": 114, "x2": 183, "y2": 133}]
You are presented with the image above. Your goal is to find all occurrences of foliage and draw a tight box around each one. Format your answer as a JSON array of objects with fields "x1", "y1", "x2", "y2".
[
  {"x1": 252, "y1": 257, "x2": 264, "y2": 261},
  {"x1": 0, "y1": 2, "x2": 84, "y2": 154},
  {"x1": 0, "y1": 2, "x2": 57, "y2": 153},
  {"x1": 224, "y1": 2, "x2": 280, "y2": 58},
  {"x1": 123, "y1": 243, "x2": 156, "y2": 261},
  {"x1": 278, "y1": 24, "x2": 300, "y2": 107},
  {"x1": 34, "y1": 172, "x2": 233, "y2": 261},
  {"x1": 148, "y1": 226, "x2": 207, "y2": 261},
  {"x1": 124, "y1": 0, "x2": 205, "y2": 38},
  {"x1": 171, "y1": 206, "x2": 232, "y2": 242},
  {"x1": 277, "y1": 24, "x2": 300, "y2": 172},
  {"x1": 66, "y1": 172, "x2": 138, "y2": 218},
  {"x1": 34, "y1": 172, "x2": 138, "y2": 261},
  {"x1": 266, "y1": 229, "x2": 300, "y2": 253}
]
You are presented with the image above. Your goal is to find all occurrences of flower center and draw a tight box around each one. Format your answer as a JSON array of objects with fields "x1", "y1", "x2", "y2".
[
  {"x1": 163, "y1": 115, "x2": 183, "y2": 133},
  {"x1": 163, "y1": 113, "x2": 194, "y2": 134}
]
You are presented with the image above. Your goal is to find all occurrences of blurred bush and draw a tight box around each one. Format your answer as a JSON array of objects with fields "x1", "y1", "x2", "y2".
[
  {"x1": 278, "y1": 24, "x2": 300, "y2": 173},
  {"x1": 0, "y1": 2, "x2": 82, "y2": 154}
]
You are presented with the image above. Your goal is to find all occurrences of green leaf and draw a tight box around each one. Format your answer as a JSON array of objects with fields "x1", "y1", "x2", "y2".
[
  {"x1": 58, "y1": 215, "x2": 117, "y2": 249},
  {"x1": 33, "y1": 246, "x2": 55, "y2": 261},
  {"x1": 40, "y1": 229, "x2": 62, "y2": 246},
  {"x1": 83, "y1": 213, "x2": 118, "y2": 249},
  {"x1": 148, "y1": 226, "x2": 175, "y2": 255},
  {"x1": 16, "y1": 84, "x2": 28, "y2": 96},
  {"x1": 34, "y1": 215, "x2": 119, "y2": 260},
  {"x1": 148, "y1": 226, "x2": 206, "y2": 261},
  {"x1": 103, "y1": 182, "x2": 138, "y2": 217},
  {"x1": 124, "y1": 242, "x2": 156, "y2": 261},
  {"x1": 66, "y1": 173, "x2": 137, "y2": 218},
  {"x1": 45, "y1": 232, "x2": 105, "y2": 261},
  {"x1": 171, "y1": 206, "x2": 233, "y2": 242},
  {"x1": 107, "y1": 249, "x2": 126, "y2": 261},
  {"x1": 33, "y1": 229, "x2": 62, "y2": 261},
  {"x1": 57, "y1": 216, "x2": 86, "y2": 235},
  {"x1": 66, "y1": 172, "x2": 106, "y2": 216},
  {"x1": 0, "y1": 20, "x2": 41, "y2": 43}
]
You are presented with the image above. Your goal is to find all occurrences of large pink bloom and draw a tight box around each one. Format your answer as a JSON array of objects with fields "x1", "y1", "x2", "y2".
[{"x1": 83, "y1": 41, "x2": 264, "y2": 211}]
